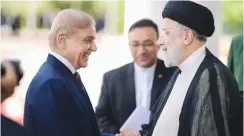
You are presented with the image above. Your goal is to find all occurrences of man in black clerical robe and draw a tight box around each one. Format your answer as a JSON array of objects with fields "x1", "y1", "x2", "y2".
[
  {"x1": 119, "y1": 1, "x2": 243, "y2": 136},
  {"x1": 139, "y1": 49, "x2": 243, "y2": 136}
]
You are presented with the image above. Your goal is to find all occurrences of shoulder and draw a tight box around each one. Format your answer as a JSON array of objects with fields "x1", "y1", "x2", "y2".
[
  {"x1": 29, "y1": 62, "x2": 62, "y2": 88},
  {"x1": 230, "y1": 34, "x2": 243, "y2": 51},
  {"x1": 204, "y1": 51, "x2": 238, "y2": 89},
  {"x1": 232, "y1": 34, "x2": 243, "y2": 44},
  {"x1": 27, "y1": 77, "x2": 69, "y2": 101},
  {"x1": 36, "y1": 78, "x2": 69, "y2": 94},
  {"x1": 156, "y1": 59, "x2": 177, "y2": 73},
  {"x1": 103, "y1": 62, "x2": 133, "y2": 79},
  {"x1": 208, "y1": 52, "x2": 233, "y2": 75}
]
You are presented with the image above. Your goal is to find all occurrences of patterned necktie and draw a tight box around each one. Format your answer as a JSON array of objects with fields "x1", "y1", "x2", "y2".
[
  {"x1": 74, "y1": 72, "x2": 87, "y2": 93},
  {"x1": 74, "y1": 72, "x2": 81, "y2": 81}
]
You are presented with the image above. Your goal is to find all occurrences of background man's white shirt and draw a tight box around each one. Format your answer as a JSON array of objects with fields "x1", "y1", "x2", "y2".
[{"x1": 134, "y1": 63, "x2": 156, "y2": 109}]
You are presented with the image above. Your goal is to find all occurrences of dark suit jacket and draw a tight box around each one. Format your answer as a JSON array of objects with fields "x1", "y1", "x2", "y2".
[
  {"x1": 24, "y1": 54, "x2": 113, "y2": 136},
  {"x1": 95, "y1": 59, "x2": 176, "y2": 134},
  {"x1": 1, "y1": 115, "x2": 29, "y2": 136}
]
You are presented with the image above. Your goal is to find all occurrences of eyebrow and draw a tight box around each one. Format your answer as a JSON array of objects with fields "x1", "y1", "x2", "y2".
[
  {"x1": 131, "y1": 41, "x2": 139, "y2": 43},
  {"x1": 84, "y1": 36, "x2": 95, "y2": 40},
  {"x1": 162, "y1": 28, "x2": 170, "y2": 31},
  {"x1": 142, "y1": 39, "x2": 154, "y2": 42},
  {"x1": 130, "y1": 39, "x2": 154, "y2": 44}
]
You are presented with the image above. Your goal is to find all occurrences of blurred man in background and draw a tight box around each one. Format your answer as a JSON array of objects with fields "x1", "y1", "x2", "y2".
[
  {"x1": 1, "y1": 10, "x2": 7, "y2": 25},
  {"x1": 1, "y1": 59, "x2": 28, "y2": 136},
  {"x1": 96, "y1": 19, "x2": 176, "y2": 134},
  {"x1": 11, "y1": 14, "x2": 21, "y2": 36},
  {"x1": 1, "y1": 59, "x2": 23, "y2": 102}
]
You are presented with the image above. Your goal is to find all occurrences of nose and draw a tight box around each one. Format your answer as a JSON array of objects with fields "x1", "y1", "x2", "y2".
[
  {"x1": 90, "y1": 43, "x2": 97, "y2": 52},
  {"x1": 157, "y1": 35, "x2": 165, "y2": 47},
  {"x1": 138, "y1": 45, "x2": 147, "y2": 54}
]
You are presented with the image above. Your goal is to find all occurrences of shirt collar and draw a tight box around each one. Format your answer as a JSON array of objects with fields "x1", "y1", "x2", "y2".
[
  {"x1": 49, "y1": 51, "x2": 76, "y2": 74},
  {"x1": 179, "y1": 45, "x2": 206, "y2": 73},
  {"x1": 134, "y1": 62, "x2": 156, "y2": 76}
]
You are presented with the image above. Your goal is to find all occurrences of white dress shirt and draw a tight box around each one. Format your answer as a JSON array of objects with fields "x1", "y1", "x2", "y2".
[
  {"x1": 134, "y1": 63, "x2": 156, "y2": 109},
  {"x1": 49, "y1": 52, "x2": 76, "y2": 74},
  {"x1": 152, "y1": 46, "x2": 206, "y2": 136}
]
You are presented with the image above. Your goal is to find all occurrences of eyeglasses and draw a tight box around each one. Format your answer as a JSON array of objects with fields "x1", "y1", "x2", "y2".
[{"x1": 130, "y1": 40, "x2": 157, "y2": 50}]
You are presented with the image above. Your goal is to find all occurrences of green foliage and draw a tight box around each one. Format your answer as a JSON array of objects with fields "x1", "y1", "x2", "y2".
[
  {"x1": 1, "y1": 1, "x2": 243, "y2": 34},
  {"x1": 223, "y1": 1, "x2": 243, "y2": 34},
  {"x1": 1, "y1": 1, "x2": 107, "y2": 29},
  {"x1": 48, "y1": 1, "x2": 105, "y2": 15},
  {"x1": 117, "y1": 1, "x2": 125, "y2": 34},
  {"x1": 49, "y1": 1, "x2": 72, "y2": 10},
  {"x1": 1, "y1": 1, "x2": 29, "y2": 28}
]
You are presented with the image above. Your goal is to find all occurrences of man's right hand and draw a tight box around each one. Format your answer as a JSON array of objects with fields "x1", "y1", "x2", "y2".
[{"x1": 118, "y1": 129, "x2": 141, "y2": 136}]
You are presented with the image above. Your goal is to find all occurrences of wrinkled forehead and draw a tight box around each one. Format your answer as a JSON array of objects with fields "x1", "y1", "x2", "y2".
[{"x1": 74, "y1": 25, "x2": 96, "y2": 39}]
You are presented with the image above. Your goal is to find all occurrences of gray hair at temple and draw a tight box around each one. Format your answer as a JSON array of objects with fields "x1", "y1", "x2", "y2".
[
  {"x1": 177, "y1": 23, "x2": 207, "y2": 42},
  {"x1": 48, "y1": 9, "x2": 96, "y2": 47}
]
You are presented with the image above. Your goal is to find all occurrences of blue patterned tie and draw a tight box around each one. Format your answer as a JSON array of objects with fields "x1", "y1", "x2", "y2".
[{"x1": 74, "y1": 72, "x2": 87, "y2": 93}]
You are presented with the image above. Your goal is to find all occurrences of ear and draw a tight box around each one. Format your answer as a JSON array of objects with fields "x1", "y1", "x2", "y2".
[
  {"x1": 56, "y1": 33, "x2": 66, "y2": 49},
  {"x1": 183, "y1": 29, "x2": 194, "y2": 46}
]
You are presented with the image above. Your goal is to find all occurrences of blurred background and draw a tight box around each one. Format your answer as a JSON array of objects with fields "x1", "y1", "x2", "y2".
[{"x1": 0, "y1": 0, "x2": 243, "y2": 125}]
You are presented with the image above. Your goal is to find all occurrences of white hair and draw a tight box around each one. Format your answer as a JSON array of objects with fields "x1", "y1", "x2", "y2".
[
  {"x1": 176, "y1": 23, "x2": 207, "y2": 42},
  {"x1": 49, "y1": 9, "x2": 96, "y2": 47}
]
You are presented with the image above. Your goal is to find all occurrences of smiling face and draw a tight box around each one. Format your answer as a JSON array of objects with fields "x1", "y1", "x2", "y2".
[
  {"x1": 157, "y1": 18, "x2": 185, "y2": 68},
  {"x1": 128, "y1": 27, "x2": 159, "y2": 68},
  {"x1": 49, "y1": 9, "x2": 97, "y2": 70},
  {"x1": 58, "y1": 25, "x2": 97, "y2": 69}
]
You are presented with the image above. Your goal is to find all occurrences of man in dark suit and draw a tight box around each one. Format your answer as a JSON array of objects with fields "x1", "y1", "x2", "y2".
[
  {"x1": 24, "y1": 9, "x2": 113, "y2": 136},
  {"x1": 1, "y1": 59, "x2": 28, "y2": 136},
  {"x1": 95, "y1": 19, "x2": 176, "y2": 134}
]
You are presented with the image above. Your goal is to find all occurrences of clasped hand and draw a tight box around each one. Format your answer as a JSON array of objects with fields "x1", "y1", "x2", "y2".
[{"x1": 115, "y1": 128, "x2": 141, "y2": 136}]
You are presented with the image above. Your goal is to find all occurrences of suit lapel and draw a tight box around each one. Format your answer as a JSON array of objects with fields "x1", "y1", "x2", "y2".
[
  {"x1": 125, "y1": 63, "x2": 136, "y2": 109},
  {"x1": 74, "y1": 78, "x2": 100, "y2": 133},
  {"x1": 70, "y1": 77, "x2": 93, "y2": 112},
  {"x1": 74, "y1": 77, "x2": 96, "y2": 114},
  {"x1": 150, "y1": 59, "x2": 177, "y2": 110},
  {"x1": 46, "y1": 54, "x2": 100, "y2": 134},
  {"x1": 150, "y1": 60, "x2": 166, "y2": 110},
  {"x1": 46, "y1": 54, "x2": 92, "y2": 113}
]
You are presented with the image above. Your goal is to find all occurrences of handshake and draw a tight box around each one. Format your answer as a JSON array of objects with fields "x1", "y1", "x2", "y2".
[{"x1": 115, "y1": 129, "x2": 141, "y2": 136}]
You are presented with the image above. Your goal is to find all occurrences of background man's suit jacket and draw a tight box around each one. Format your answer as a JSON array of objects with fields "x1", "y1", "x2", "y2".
[
  {"x1": 95, "y1": 59, "x2": 176, "y2": 134},
  {"x1": 24, "y1": 54, "x2": 113, "y2": 136}
]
